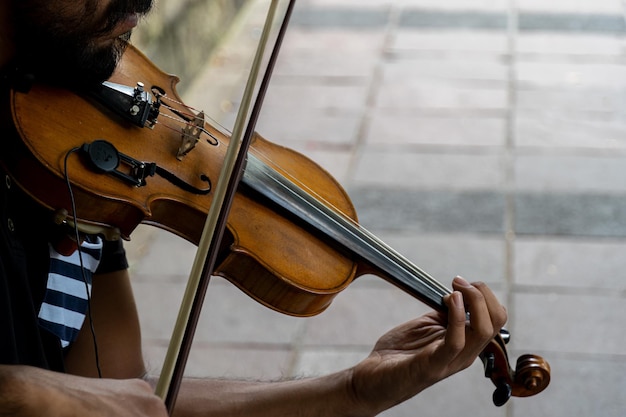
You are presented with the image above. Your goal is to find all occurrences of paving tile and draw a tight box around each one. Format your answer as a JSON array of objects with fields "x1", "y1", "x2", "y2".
[
  {"x1": 351, "y1": 151, "x2": 506, "y2": 190},
  {"x1": 398, "y1": 9, "x2": 507, "y2": 31},
  {"x1": 273, "y1": 53, "x2": 378, "y2": 79},
  {"x1": 515, "y1": 154, "x2": 626, "y2": 192},
  {"x1": 511, "y1": 30, "x2": 626, "y2": 150},
  {"x1": 517, "y1": 32, "x2": 626, "y2": 56},
  {"x1": 290, "y1": 7, "x2": 389, "y2": 29},
  {"x1": 512, "y1": 293, "x2": 626, "y2": 356},
  {"x1": 511, "y1": 356, "x2": 626, "y2": 417},
  {"x1": 143, "y1": 343, "x2": 295, "y2": 380},
  {"x1": 375, "y1": 84, "x2": 508, "y2": 111},
  {"x1": 127, "y1": 227, "x2": 195, "y2": 281},
  {"x1": 131, "y1": 277, "x2": 307, "y2": 346},
  {"x1": 517, "y1": 61, "x2": 626, "y2": 88},
  {"x1": 365, "y1": 114, "x2": 507, "y2": 146},
  {"x1": 262, "y1": 80, "x2": 369, "y2": 112},
  {"x1": 404, "y1": 0, "x2": 507, "y2": 11},
  {"x1": 514, "y1": 236, "x2": 626, "y2": 291},
  {"x1": 515, "y1": 111, "x2": 626, "y2": 149},
  {"x1": 348, "y1": 188, "x2": 506, "y2": 234},
  {"x1": 195, "y1": 280, "x2": 307, "y2": 345},
  {"x1": 517, "y1": 0, "x2": 624, "y2": 14},
  {"x1": 382, "y1": 57, "x2": 508, "y2": 85},
  {"x1": 515, "y1": 192, "x2": 626, "y2": 237},
  {"x1": 518, "y1": 11, "x2": 626, "y2": 34},
  {"x1": 131, "y1": 281, "x2": 185, "y2": 340},
  {"x1": 516, "y1": 87, "x2": 624, "y2": 117},
  {"x1": 302, "y1": 0, "x2": 394, "y2": 8},
  {"x1": 292, "y1": 348, "x2": 370, "y2": 376},
  {"x1": 274, "y1": 31, "x2": 385, "y2": 78},
  {"x1": 396, "y1": 27, "x2": 507, "y2": 47},
  {"x1": 255, "y1": 108, "x2": 362, "y2": 146}
]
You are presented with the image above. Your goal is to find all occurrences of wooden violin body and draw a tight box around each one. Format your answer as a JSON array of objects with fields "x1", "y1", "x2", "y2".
[
  {"x1": 5, "y1": 46, "x2": 358, "y2": 317},
  {"x1": 2, "y1": 45, "x2": 550, "y2": 405}
]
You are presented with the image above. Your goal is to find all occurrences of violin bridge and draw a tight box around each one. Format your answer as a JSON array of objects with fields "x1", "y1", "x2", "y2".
[{"x1": 177, "y1": 111, "x2": 205, "y2": 160}]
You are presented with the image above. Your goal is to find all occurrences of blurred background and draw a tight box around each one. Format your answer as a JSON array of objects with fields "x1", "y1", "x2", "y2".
[{"x1": 125, "y1": 1, "x2": 626, "y2": 416}]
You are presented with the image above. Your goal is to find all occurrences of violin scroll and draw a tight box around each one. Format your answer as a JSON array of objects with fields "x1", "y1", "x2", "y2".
[{"x1": 480, "y1": 332, "x2": 551, "y2": 406}]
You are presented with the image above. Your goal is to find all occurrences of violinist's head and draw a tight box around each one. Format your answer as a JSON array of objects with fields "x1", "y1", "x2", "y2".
[{"x1": 1, "y1": 0, "x2": 153, "y2": 87}]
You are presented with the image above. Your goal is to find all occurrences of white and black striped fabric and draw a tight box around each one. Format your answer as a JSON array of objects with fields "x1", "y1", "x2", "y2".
[{"x1": 38, "y1": 237, "x2": 103, "y2": 348}]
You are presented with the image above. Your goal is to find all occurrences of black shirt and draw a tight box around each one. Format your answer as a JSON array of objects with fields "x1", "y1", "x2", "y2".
[{"x1": 0, "y1": 168, "x2": 128, "y2": 371}]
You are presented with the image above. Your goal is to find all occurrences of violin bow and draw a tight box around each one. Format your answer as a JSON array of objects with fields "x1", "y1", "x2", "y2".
[{"x1": 154, "y1": 0, "x2": 297, "y2": 413}]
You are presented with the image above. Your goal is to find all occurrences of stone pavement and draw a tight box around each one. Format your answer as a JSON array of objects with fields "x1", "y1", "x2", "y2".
[{"x1": 127, "y1": 1, "x2": 626, "y2": 416}]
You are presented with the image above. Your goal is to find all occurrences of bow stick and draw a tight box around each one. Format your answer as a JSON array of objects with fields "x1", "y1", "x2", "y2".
[{"x1": 154, "y1": 0, "x2": 297, "y2": 413}]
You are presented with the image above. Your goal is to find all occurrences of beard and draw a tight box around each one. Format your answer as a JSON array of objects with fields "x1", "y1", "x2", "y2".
[{"x1": 13, "y1": 0, "x2": 153, "y2": 88}]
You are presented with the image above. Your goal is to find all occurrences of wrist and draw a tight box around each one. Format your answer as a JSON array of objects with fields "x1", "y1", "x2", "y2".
[{"x1": 331, "y1": 367, "x2": 376, "y2": 417}]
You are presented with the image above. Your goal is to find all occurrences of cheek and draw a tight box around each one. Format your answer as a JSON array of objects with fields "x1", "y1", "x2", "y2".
[
  {"x1": 53, "y1": 0, "x2": 108, "y2": 30},
  {"x1": 19, "y1": 3, "x2": 90, "y2": 36}
]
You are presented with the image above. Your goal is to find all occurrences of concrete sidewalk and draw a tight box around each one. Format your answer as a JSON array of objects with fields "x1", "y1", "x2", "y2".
[{"x1": 127, "y1": 1, "x2": 626, "y2": 416}]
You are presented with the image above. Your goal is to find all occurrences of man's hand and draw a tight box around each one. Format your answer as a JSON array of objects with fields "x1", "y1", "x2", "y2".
[
  {"x1": 1, "y1": 365, "x2": 168, "y2": 417},
  {"x1": 348, "y1": 276, "x2": 508, "y2": 415}
]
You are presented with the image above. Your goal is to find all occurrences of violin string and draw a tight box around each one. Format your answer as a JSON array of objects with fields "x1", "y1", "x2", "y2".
[
  {"x1": 145, "y1": 95, "x2": 448, "y2": 298},
  {"x1": 248, "y1": 149, "x2": 451, "y2": 297},
  {"x1": 146, "y1": 88, "x2": 220, "y2": 145},
  {"x1": 258, "y1": 156, "x2": 450, "y2": 300},
  {"x1": 155, "y1": 102, "x2": 220, "y2": 146},
  {"x1": 63, "y1": 147, "x2": 103, "y2": 379}
]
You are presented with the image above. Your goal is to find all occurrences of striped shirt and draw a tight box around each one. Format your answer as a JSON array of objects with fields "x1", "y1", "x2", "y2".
[{"x1": 38, "y1": 237, "x2": 104, "y2": 348}]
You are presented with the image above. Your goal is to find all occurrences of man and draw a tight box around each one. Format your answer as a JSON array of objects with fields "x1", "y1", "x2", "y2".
[{"x1": 0, "y1": 1, "x2": 508, "y2": 416}]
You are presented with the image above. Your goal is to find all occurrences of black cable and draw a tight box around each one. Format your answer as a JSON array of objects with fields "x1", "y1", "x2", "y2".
[{"x1": 63, "y1": 147, "x2": 102, "y2": 378}]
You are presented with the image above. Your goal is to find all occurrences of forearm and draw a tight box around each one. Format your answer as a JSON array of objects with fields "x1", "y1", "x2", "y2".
[
  {"x1": 0, "y1": 365, "x2": 50, "y2": 416},
  {"x1": 151, "y1": 369, "x2": 369, "y2": 417},
  {"x1": 1, "y1": 365, "x2": 167, "y2": 417}
]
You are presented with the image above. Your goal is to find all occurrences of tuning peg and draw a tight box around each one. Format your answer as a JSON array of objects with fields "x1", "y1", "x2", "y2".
[{"x1": 493, "y1": 382, "x2": 512, "y2": 407}]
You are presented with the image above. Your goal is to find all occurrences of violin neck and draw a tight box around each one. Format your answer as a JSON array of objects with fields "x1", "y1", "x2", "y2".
[{"x1": 242, "y1": 155, "x2": 451, "y2": 311}]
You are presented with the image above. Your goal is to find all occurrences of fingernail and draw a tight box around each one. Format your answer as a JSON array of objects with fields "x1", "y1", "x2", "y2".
[{"x1": 453, "y1": 276, "x2": 471, "y2": 287}]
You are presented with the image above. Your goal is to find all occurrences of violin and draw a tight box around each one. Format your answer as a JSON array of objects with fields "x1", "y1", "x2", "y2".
[{"x1": 3, "y1": 45, "x2": 549, "y2": 406}]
